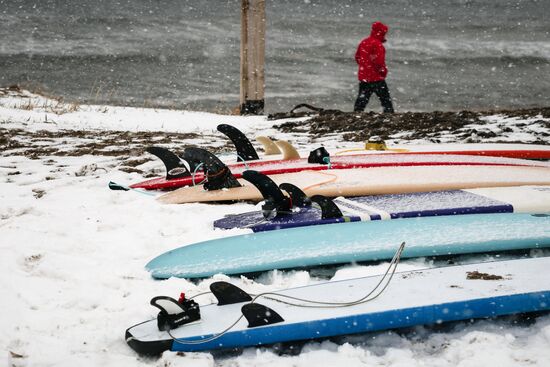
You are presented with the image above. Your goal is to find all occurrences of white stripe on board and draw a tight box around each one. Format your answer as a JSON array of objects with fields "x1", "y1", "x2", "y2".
[
  {"x1": 312, "y1": 201, "x2": 372, "y2": 221},
  {"x1": 334, "y1": 197, "x2": 392, "y2": 220},
  {"x1": 339, "y1": 206, "x2": 372, "y2": 221}
]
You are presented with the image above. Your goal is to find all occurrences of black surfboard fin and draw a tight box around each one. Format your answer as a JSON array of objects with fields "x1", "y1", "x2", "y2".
[
  {"x1": 217, "y1": 124, "x2": 260, "y2": 162},
  {"x1": 242, "y1": 170, "x2": 291, "y2": 219},
  {"x1": 182, "y1": 147, "x2": 241, "y2": 190},
  {"x1": 279, "y1": 183, "x2": 311, "y2": 207},
  {"x1": 310, "y1": 195, "x2": 343, "y2": 219},
  {"x1": 210, "y1": 281, "x2": 252, "y2": 306},
  {"x1": 182, "y1": 155, "x2": 202, "y2": 174},
  {"x1": 242, "y1": 303, "x2": 284, "y2": 328},
  {"x1": 146, "y1": 146, "x2": 191, "y2": 180}
]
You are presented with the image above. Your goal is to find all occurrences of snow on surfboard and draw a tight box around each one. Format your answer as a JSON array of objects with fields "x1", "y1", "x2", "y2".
[
  {"x1": 146, "y1": 212, "x2": 550, "y2": 279},
  {"x1": 258, "y1": 134, "x2": 550, "y2": 160},
  {"x1": 131, "y1": 146, "x2": 550, "y2": 191},
  {"x1": 127, "y1": 256, "x2": 550, "y2": 355},
  {"x1": 335, "y1": 140, "x2": 550, "y2": 160}
]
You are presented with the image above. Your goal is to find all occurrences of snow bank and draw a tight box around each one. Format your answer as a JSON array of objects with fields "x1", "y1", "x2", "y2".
[{"x1": 0, "y1": 88, "x2": 270, "y2": 135}]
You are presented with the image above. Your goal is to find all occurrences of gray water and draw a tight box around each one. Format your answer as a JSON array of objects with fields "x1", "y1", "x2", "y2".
[{"x1": 1, "y1": 0, "x2": 549, "y2": 113}]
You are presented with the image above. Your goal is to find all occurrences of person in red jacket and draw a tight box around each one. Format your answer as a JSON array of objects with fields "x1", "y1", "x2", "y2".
[{"x1": 353, "y1": 21, "x2": 394, "y2": 113}]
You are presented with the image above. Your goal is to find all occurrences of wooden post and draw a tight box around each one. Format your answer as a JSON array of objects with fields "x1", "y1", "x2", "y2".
[{"x1": 240, "y1": 0, "x2": 265, "y2": 115}]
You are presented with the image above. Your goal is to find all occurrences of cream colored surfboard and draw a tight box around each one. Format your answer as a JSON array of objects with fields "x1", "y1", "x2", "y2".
[{"x1": 158, "y1": 165, "x2": 550, "y2": 204}]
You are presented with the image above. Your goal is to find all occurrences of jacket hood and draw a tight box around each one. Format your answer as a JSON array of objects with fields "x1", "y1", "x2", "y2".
[{"x1": 370, "y1": 21, "x2": 388, "y2": 42}]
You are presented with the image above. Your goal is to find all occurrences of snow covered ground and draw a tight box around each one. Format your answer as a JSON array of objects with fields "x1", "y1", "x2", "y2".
[{"x1": 1, "y1": 89, "x2": 550, "y2": 366}]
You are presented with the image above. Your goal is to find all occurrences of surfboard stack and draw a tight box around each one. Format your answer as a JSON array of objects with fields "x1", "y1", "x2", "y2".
[{"x1": 121, "y1": 124, "x2": 550, "y2": 356}]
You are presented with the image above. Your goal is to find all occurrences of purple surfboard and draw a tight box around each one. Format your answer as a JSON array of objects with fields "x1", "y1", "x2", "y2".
[{"x1": 213, "y1": 190, "x2": 513, "y2": 232}]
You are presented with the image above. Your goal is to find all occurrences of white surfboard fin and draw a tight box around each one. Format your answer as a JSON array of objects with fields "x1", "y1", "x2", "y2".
[
  {"x1": 217, "y1": 124, "x2": 259, "y2": 161},
  {"x1": 275, "y1": 140, "x2": 301, "y2": 160},
  {"x1": 146, "y1": 146, "x2": 191, "y2": 180},
  {"x1": 151, "y1": 296, "x2": 186, "y2": 315},
  {"x1": 256, "y1": 136, "x2": 281, "y2": 155},
  {"x1": 210, "y1": 281, "x2": 252, "y2": 305},
  {"x1": 242, "y1": 303, "x2": 284, "y2": 328},
  {"x1": 182, "y1": 147, "x2": 242, "y2": 190},
  {"x1": 310, "y1": 195, "x2": 343, "y2": 219}
]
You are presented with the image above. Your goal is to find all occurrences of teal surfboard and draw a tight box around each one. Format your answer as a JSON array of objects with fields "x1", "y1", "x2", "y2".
[{"x1": 146, "y1": 213, "x2": 550, "y2": 279}]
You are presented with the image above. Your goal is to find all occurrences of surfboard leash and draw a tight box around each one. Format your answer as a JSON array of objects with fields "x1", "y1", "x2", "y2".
[
  {"x1": 168, "y1": 242, "x2": 406, "y2": 345},
  {"x1": 301, "y1": 170, "x2": 338, "y2": 193},
  {"x1": 190, "y1": 162, "x2": 206, "y2": 186},
  {"x1": 255, "y1": 241, "x2": 405, "y2": 309}
]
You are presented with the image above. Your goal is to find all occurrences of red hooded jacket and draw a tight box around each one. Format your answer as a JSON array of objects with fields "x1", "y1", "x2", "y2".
[{"x1": 355, "y1": 22, "x2": 389, "y2": 82}]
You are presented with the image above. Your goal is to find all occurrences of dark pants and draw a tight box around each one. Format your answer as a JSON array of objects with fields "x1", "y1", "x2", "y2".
[{"x1": 354, "y1": 80, "x2": 394, "y2": 113}]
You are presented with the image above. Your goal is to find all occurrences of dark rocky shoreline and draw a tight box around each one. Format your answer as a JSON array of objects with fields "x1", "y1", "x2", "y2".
[
  {"x1": 274, "y1": 107, "x2": 550, "y2": 144},
  {"x1": 1, "y1": 85, "x2": 549, "y2": 170}
]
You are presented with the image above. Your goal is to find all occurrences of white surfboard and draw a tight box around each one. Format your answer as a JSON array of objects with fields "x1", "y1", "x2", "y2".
[{"x1": 126, "y1": 256, "x2": 550, "y2": 354}]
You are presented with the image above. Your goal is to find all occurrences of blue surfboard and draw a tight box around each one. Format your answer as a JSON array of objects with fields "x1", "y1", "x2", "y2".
[
  {"x1": 129, "y1": 256, "x2": 550, "y2": 355},
  {"x1": 147, "y1": 213, "x2": 550, "y2": 279}
]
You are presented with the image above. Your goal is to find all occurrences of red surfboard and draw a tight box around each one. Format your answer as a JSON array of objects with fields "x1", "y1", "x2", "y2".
[{"x1": 130, "y1": 147, "x2": 550, "y2": 191}]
